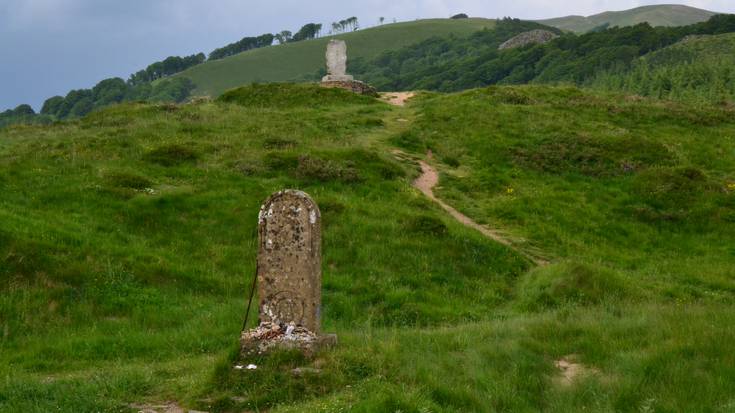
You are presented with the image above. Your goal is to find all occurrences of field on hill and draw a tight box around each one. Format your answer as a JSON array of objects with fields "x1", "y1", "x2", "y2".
[
  {"x1": 176, "y1": 19, "x2": 496, "y2": 98},
  {"x1": 538, "y1": 4, "x2": 716, "y2": 33},
  {"x1": 2, "y1": 84, "x2": 735, "y2": 412}
]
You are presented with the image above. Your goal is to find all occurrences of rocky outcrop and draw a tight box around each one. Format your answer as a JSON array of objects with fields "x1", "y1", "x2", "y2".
[
  {"x1": 320, "y1": 80, "x2": 379, "y2": 97},
  {"x1": 499, "y1": 30, "x2": 559, "y2": 50}
]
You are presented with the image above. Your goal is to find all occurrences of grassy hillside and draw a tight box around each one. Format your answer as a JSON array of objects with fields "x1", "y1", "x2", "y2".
[
  {"x1": 590, "y1": 32, "x2": 735, "y2": 103},
  {"x1": 2, "y1": 84, "x2": 735, "y2": 412},
  {"x1": 175, "y1": 18, "x2": 496, "y2": 97},
  {"x1": 400, "y1": 86, "x2": 735, "y2": 296},
  {"x1": 0, "y1": 84, "x2": 526, "y2": 412},
  {"x1": 538, "y1": 4, "x2": 716, "y2": 32}
]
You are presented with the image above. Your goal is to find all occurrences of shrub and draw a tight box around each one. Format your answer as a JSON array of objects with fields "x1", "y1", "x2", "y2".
[
  {"x1": 144, "y1": 144, "x2": 199, "y2": 166},
  {"x1": 296, "y1": 155, "x2": 360, "y2": 183},
  {"x1": 516, "y1": 261, "x2": 633, "y2": 310},
  {"x1": 512, "y1": 134, "x2": 672, "y2": 177},
  {"x1": 406, "y1": 215, "x2": 448, "y2": 235},
  {"x1": 630, "y1": 166, "x2": 719, "y2": 222},
  {"x1": 103, "y1": 172, "x2": 152, "y2": 190},
  {"x1": 442, "y1": 155, "x2": 460, "y2": 168}
]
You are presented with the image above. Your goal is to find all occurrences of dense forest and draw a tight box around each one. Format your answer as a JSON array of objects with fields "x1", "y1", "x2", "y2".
[
  {"x1": 350, "y1": 14, "x2": 735, "y2": 100},
  {"x1": 590, "y1": 33, "x2": 735, "y2": 103}
]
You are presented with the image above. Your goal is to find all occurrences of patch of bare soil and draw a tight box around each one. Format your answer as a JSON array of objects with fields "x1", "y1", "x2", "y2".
[
  {"x1": 381, "y1": 92, "x2": 415, "y2": 106},
  {"x1": 412, "y1": 159, "x2": 548, "y2": 265},
  {"x1": 554, "y1": 355, "x2": 599, "y2": 387}
]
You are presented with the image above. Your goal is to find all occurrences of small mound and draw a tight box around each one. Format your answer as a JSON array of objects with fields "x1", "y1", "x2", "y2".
[
  {"x1": 218, "y1": 83, "x2": 379, "y2": 108},
  {"x1": 516, "y1": 261, "x2": 633, "y2": 310},
  {"x1": 630, "y1": 166, "x2": 721, "y2": 222},
  {"x1": 499, "y1": 30, "x2": 559, "y2": 50}
]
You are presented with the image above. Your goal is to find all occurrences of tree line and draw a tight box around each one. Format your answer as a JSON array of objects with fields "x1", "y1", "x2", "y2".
[
  {"x1": 39, "y1": 77, "x2": 196, "y2": 120},
  {"x1": 1, "y1": 17, "x2": 354, "y2": 128},
  {"x1": 331, "y1": 17, "x2": 359, "y2": 34},
  {"x1": 210, "y1": 20, "x2": 340, "y2": 59},
  {"x1": 128, "y1": 53, "x2": 206, "y2": 85}
]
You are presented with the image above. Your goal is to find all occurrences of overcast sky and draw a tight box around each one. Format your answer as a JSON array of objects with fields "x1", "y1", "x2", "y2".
[{"x1": 1, "y1": 0, "x2": 734, "y2": 111}]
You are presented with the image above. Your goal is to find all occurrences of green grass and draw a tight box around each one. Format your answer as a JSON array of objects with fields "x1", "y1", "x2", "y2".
[
  {"x1": 175, "y1": 18, "x2": 496, "y2": 97},
  {"x1": 2, "y1": 83, "x2": 735, "y2": 412},
  {"x1": 538, "y1": 4, "x2": 716, "y2": 33},
  {"x1": 400, "y1": 85, "x2": 735, "y2": 302},
  {"x1": 0, "y1": 84, "x2": 525, "y2": 411}
]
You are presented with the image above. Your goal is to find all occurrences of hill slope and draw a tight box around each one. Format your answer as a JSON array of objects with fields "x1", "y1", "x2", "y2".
[
  {"x1": 538, "y1": 4, "x2": 716, "y2": 32},
  {"x1": 2, "y1": 84, "x2": 735, "y2": 411},
  {"x1": 176, "y1": 18, "x2": 496, "y2": 97},
  {"x1": 590, "y1": 32, "x2": 735, "y2": 102}
]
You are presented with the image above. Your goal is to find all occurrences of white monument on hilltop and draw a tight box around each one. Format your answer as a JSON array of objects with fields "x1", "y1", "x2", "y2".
[{"x1": 322, "y1": 40, "x2": 354, "y2": 82}]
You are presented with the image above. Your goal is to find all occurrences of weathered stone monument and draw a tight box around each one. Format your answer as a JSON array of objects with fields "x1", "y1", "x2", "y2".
[
  {"x1": 320, "y1": 40, "x2": 378, "y2": 96},
  {"x1": 322, "y1": 40, "x2": 353, "y2": 82},
  {"x1": 258, "y1": 190, "x2": 322, "y2": 332},
  {"x1": 240, "y1": 190, "x2": 336, "y2": 358}
]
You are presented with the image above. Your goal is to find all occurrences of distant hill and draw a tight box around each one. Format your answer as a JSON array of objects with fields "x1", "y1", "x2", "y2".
[
  {"x1": 175, "y1": 18, "x2": 496, "y2": 97},
  {"x1": 537, "y1": 4, "x2": 717, "y2": 32},
  {"x1": 348, "y1": 14, "x2": 735, "y2": 103},
  {"x1": 590, "y1": 32, "x2": 735, "y2": 103}
]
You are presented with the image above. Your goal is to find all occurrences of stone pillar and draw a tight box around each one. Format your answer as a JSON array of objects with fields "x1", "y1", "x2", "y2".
[
  {"x1": 322, "y1": 40, "x2": 354, "y2": 82},
  {"x1": 257, "y1": 190, "x2": 322, "y2": 333}
]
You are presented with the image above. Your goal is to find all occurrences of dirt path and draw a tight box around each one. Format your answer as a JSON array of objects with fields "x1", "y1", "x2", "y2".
[
  {"x1": 381, "y1": 92, "x2": 415, "y2": 106},
  {"x1": 380, "y1": 93, "x2": 548, "y2": 265},
  {"x1": 413, "y1": 160, "x2": 548, "y2": 266}
]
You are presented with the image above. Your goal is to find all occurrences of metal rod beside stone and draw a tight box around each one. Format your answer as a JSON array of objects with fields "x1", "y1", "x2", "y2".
[{"x1": 240, "y1": 190, "x2": 336, "y2": 359}]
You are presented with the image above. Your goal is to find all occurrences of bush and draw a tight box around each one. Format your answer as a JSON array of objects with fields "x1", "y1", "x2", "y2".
[
  {"x1": 296, "y1": 155, "x2": 360, "y2": 183},
  {"x1": 144, "y1": 144, "x2": 199, "y2": 166},
  {"x1": 103, "y1": 172, "x2": 152, "y2": 190},
  {"x1": 516, "y1": 261, "x2": 633, "y2": 310},
  {"x1": 442, "y1": 155, "x2": 460, "y2": 168},
  {"x1": 512, "y1": 134, "x2": 672, "y2": 177},
  {"x1": 406, "y1": 215, "x2": 448, "y2": 235},
  {"x1": 630, "y1": 166, "x2": 719, "y2": 222}
]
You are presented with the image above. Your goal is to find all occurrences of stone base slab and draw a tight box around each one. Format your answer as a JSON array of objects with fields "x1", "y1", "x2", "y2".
[
  {"x1": 320, "y1": 80, "x2": 379, "y2": 97},
  {"x1": 322, "y1": 74, "x2": 354, "y2": 82},
  {"x1": 240, "y1": 323, "x2": 337, "y2": 359}
]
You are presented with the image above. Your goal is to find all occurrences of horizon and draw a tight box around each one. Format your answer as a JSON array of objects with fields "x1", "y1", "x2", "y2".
[{"x1": 2, "y1": 0, "x2": 734, "y2": 111}]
